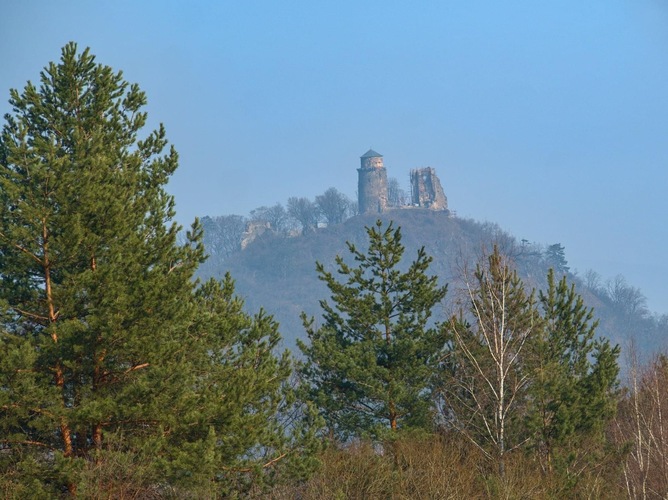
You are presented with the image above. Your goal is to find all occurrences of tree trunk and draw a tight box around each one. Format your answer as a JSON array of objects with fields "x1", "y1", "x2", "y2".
[{"x1": 44, "y1": 223, "x2": 75, "y2": 494}]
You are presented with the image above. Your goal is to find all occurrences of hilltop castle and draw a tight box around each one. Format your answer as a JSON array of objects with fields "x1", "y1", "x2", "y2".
[
  {"x1": 237, "y1": 148, "x2": 449, "y2": 249},
  {"x1": 357, "y1": 149, "x2": 448, "y2": 214}
]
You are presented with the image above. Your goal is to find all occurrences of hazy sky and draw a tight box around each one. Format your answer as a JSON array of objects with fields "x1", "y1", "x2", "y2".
[{"x1": 2, "y1": 1, "x2": 668, "y2": 313}]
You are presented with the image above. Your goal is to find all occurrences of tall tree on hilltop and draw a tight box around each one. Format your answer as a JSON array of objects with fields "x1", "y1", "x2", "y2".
[
  {"x1": 250, "y1": 202, "x2": 290, "y2": 234},
  {"x1": 388, "y1": 177, "x2": 408, "y2": 207},
  {"x1": 287, "y1": 196, "x2": 319, "y2": 233},
  {"x1": 315, "y1": 187, "x2": 350, "y2": 225},
  {"x1": 545, "y1": 243, "x2": 570, "y2": 275},
  {"x1": 298, "y1": 220, "x2": 447, "y2": 439},
  {"x1": 0, "y1": 43, "x2": 317, "y2": 496},
  {"x1": 201, "y1": 214, "x2": 247, "y2": 258}
]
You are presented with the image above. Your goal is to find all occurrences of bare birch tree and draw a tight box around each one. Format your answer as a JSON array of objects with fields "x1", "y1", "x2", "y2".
[
  {"x1": 615, "y1": 349, "x2": 668, "y2": 499},
  {"x1": 444, "y1": 247, "x2": 539, "y2": 476}
]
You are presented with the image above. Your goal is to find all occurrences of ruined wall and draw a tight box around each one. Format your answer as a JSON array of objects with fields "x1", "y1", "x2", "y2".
[
  {"x1": 410, "y1": 167, "x2": 448, "y2": 210},
  {"x1": 358, "y1": 150, "x2": 388, "y2": 214},
  {"x1": 241, "y1": 220, "x2": 271, "y2": 250}
]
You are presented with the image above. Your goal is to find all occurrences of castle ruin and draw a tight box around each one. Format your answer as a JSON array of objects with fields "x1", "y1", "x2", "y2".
[
  {"x1": 410, "y1": 167, "x2": 448, "y2": 210},
  {"x1": 357, "y1": 149, "x2": 448, "y2": 214}
]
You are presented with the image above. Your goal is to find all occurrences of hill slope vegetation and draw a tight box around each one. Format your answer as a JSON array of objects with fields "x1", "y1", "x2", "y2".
[{"x1": 197, "y1": 209, "x2": 668, "y2": 357}]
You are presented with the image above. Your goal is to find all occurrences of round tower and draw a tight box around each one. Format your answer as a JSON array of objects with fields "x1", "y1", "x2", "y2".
[{"x1": 357, "y1": 149, "x2": 388, "y2": 214}]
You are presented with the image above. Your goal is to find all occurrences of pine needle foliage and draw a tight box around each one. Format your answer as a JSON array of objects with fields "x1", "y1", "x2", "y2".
[
  {"x1": 0, "y1": 43, "x2": 318, "y2": 496},
  {"x1": 527, "y1": 269, "x2": 620, "y2": 486},
  {"x1": 298, "y1": 220, "x2": 447, "y2": 440},
  {"x1": 442, "y1": 250, "x2": 620, "y2": 484}
]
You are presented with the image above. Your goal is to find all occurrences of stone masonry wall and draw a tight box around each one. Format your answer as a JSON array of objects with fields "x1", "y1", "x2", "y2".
[
  {"x1": 358, "y1": 166, "x2": 388, "y2": 214},
  {"x1": 410, "y1": 167, "x2": 448, "y2": 210}
]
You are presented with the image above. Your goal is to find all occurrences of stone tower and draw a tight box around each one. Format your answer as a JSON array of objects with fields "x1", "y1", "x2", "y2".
[{"x1": 358, "y1": 149, "x2": 388, "y2": 214}]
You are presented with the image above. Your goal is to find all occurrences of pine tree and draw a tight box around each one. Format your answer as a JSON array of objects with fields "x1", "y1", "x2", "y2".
[
  {"x1": 443, "y1": 251, "x2": 620, "y2": 485},
  {"x1": 0, "y1": 42, "x2": 200, "y2": 495},
  {"x1": 298, "y1": 220, "x2": 447, "y2": 440},
  {"x1": 545, "y1": 243, "x2": 570, "y2": 274},
  {"x1": 170, "y1": 276, "x2": 321, "y2": 496},
  {"x1": 0, "y1": 43, "x2": 318, "y2": 496},
  {"x1": 527, "y1": 269, "x2": 620, "y2": 484}
]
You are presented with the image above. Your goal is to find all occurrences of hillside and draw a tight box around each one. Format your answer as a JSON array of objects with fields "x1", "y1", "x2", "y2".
[{"x1": 197, "y1": 209, "x2": 668, "y2": 357}]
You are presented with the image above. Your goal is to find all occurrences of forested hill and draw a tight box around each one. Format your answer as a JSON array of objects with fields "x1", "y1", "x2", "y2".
[{"x1": 196, "y1": 209, "x2": 667, "y2": 357}]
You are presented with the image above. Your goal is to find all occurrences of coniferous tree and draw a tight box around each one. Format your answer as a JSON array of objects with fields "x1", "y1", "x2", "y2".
[
  {"x1": 544, "y1": 243, "x2": 570, "y2": 274},
  {"x1": 442, "y1": 250, "x2": 620, "y2": 485},
  {"x1": 0, "y1": 43, "x2": 317, "y2": 496},
  {"x1": 175, "y1": 276, "x2": 321, "y2": 496},
  {"x1": 298, "y1": 220, "x2": 447, "y2": 439},
  {"x1": 0, "y1": 42, "x2": 200, "y2": 495},
  {"x1": 527, "y1": 269, "x2": 620, "y2": 484}
]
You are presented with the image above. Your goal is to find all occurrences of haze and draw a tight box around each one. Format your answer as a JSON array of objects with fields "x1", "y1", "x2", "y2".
[{"x1": 2, "y1": 1, "x2": 667, "y2": 312}]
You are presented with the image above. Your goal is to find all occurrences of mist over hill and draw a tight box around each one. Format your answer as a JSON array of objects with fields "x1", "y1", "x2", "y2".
[{"x1": 196, "y1": 209, "x2": 668, "y2": 359}]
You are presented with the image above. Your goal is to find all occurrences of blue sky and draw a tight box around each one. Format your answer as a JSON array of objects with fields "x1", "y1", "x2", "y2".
[{"x1": 2, "y1": 1, "x2": 668, "y2": 312}]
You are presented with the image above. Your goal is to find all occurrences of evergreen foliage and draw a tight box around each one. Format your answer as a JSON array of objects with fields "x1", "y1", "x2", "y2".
[
  {"x1": 298, "y1": 220, "x2": 447, "y2": 439},
  {"x1": 527, "y1": 269, "x2": 620, "y2": 484},
  {"x1": 181, "y1": 276, "x2": 322, "y2": 495},
  {"x1": 0, "y1": 43, "x2": 317, "y2": 496},
  {"x1": 443, "y1": 249, "x2": 620, "y2": 480},
  {"x1": 0, "y1": 42, "x2": 644, "y2": 497},
  {"x1": 544, "y1": 243, "x2": 570, "y2": 274}
]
